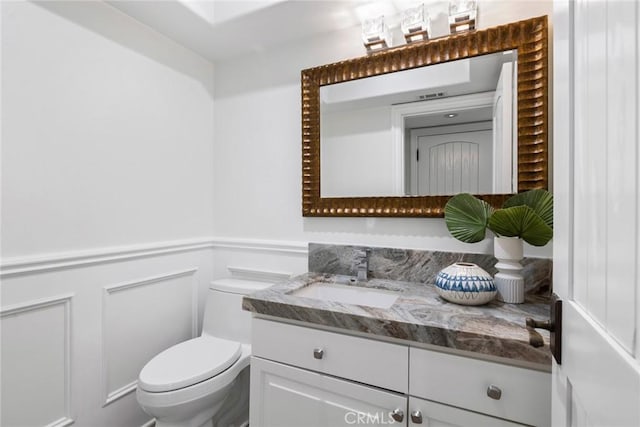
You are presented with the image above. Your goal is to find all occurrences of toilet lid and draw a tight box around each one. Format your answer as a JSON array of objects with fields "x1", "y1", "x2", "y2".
[{"x1": 138, "y1": 336, "x2": 241, "y2": 392}]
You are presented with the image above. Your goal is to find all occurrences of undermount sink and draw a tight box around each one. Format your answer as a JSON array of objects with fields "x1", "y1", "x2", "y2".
[{"x1": 291, "y1": 281, "x2": 399, "y2": 309}]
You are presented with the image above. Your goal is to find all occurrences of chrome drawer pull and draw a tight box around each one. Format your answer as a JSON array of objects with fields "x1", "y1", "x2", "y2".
[
  {"x1": 487, "y1": 385, "x2": 502, "y2": 400},
  {"x1": 410, "y1": 410, "x2": 423, "y2": 424},
  {"x1": 390, "y1": 408, "x2": 404, "y2": 422},
  {"x1": 313, "y1": 348, "x2": 324, "y2": 359}
]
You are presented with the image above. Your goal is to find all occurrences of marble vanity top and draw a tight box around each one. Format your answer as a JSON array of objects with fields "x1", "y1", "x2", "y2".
[{"x1": 242, "y1": 272, "x2": 552, "y2": 368}]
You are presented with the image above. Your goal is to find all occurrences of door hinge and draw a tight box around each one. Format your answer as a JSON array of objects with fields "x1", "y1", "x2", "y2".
[
  {"x1": 416, "y1": 149, "x2": 420, "y2": 162},
  {"x1": 526, "y1": 293, "x2": 562, "y2": 364}
]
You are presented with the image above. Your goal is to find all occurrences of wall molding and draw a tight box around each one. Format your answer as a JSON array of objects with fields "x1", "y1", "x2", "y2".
[
  {"x1": 1, "y1": 294, "x2": 74, "y2": 427},
  {"x1": 101, "y1": 268, "x2": 198, "y2": 407},
  {"x1": 140, "y1": 418, "x2": 156, "y2": 427},
  {"x1": 45, "y1": 417, "x2": 75, "y2": 427},
  {"x1": 102, "y1": 268, "x2": 198, "y2": 294},
  {"x1": 1, "y1": 237, "x2": 215, "y2": 277},
  {"x1": 104, "y1": 380, "x2": 138, "y2": 407},
  {"x1": 227, "y1": 266, "x2": 293, "y2": 283},
  {"x1": 1, "y1": 237, "x2": 308, "y2": 277},
  {"x1": 211, "y1": 237, "x2": 308, "y2": 255}
]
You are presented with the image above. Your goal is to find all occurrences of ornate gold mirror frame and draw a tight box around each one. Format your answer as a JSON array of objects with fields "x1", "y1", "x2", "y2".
[{"x1": 301, "y1": 15, "x2": 548, "y2": 217}]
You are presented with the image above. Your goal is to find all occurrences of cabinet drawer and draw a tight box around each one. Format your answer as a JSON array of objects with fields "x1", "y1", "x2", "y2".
[
  {"x1": 252, "y1": 318, "x2": 408, "y2": 393},
  {"x1": 410, "y1": 348, "x2": 550, "y2": 426}
]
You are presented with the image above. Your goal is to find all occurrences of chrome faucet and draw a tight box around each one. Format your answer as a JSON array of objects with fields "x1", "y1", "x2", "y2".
[{"x1": 353, "y1": 248, "x2": 371, "y2": 281}]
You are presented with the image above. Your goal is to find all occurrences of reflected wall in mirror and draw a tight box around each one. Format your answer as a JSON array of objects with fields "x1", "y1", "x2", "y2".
[
  {"x1": 320, "y1": 50, "x2": 517, "y2": 198},
  {"x1": 302, "y1": 16, "x2": 548, "y2": 217}
]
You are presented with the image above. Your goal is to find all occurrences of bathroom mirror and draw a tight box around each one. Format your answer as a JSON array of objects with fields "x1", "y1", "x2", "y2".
[{"x1": 302, "y1": 16, "x2": 548, "y2": 217}]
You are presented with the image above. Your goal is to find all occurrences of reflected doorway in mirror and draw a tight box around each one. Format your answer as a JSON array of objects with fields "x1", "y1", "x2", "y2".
[{"x1": 409, "y1": 128, "x2": 492, "y2": 196}]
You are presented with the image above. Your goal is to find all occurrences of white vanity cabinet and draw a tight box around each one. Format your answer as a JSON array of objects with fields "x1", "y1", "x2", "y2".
[{"x1": 250, "y1": 318, "x2": 550, "y2": 427}]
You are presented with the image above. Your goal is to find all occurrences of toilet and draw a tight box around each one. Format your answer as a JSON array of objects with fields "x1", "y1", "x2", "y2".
[{"x1": 136, "y1": 278, "x2": 271, "y2": 427}]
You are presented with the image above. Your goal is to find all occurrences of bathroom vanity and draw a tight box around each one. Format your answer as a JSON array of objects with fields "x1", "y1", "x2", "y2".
[
  {"x1": 243, "y1": 258, "x2": 553, "y2": 427},
  {"x1": 249, "y1": 317, "x2": 548, "y2": 427}
]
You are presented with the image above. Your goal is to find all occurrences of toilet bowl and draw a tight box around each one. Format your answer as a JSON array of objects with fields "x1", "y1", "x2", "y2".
[{"x1": 136, "y1": 278, "x2": 271, "y2": 427}]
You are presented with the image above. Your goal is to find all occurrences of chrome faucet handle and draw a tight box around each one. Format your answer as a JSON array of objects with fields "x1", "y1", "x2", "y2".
[
  {"x1": 353, "y1": 248, "x2": 370, "y2": 281},
  {"x1": 353, "y1": 248, "x2": 370, "y2": 259}
]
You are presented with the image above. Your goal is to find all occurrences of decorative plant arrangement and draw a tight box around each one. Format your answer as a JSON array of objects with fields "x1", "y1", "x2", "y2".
[
  {"x1": 443, "y1": 189, "x2": 554, "y2": 247},
  {"x1": 440, "y1": 189, "x2": 553, "y2": 304}
]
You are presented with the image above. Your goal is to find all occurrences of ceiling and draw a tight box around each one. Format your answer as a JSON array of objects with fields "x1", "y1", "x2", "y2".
[
  {"x1": 106, "y1": 0, "x2": 451, "y2": 62},
  {"x1": 322, "y1": 50, "x2": 515, "y2": 114},
  {"x1": 106, "y1": 0, "x2": 389, "y2": 61}
]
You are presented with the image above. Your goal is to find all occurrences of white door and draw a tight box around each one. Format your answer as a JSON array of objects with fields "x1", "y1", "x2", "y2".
[
  {"x1": 250, "y1": 357, "x2": 407, "y2": 427},
  {"x1": 492, "y1": 61, "x2": 515, "y2": 194},
  {"x1": 553, "y1": 1, "x2": 640, "y2": 426},
  {"x1": 410, "y1": 129, "x2": 492, "y2": 196}
]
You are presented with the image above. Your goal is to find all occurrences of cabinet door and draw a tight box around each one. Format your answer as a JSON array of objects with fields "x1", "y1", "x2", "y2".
[
  {"x1": 250, "y1": 357, "x2": 407, "y2": 427},
  {"x1": 408, "y1": 397, "x2": 524, "y2": 427}
]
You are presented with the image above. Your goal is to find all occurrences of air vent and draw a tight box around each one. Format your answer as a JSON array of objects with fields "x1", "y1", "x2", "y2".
[{"x1": 418, "y1": 92, "x2": 445, "y2": 100}]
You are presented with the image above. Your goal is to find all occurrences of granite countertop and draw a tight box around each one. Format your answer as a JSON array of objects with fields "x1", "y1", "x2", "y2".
[{"x1": 242, "y1": 272, "x2": 551, "y2": 367}]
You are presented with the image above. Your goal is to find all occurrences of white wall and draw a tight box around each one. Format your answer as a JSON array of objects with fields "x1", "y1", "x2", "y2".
[
  {"x1": 212, "y1": 1, "x2": 554, "y2": 258},
  {"x1": 321, "y1": 105, "x2": 396, "y2": 197},
  {"x1": 1, "y1": 1, "x2": 215, "y2": 426},
  {"x1": 1, "y1": 0, "x2": 215, "y2": 257}
]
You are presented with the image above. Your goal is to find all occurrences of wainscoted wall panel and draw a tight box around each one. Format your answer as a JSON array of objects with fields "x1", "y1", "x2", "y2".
[
  {"x1": 1, "y1": 294, "x2": 73, "y2": 427},
  {"x1": 102, "y1": 268, "x2": 198, "y2": 406},
  {"x1": 0, "y1": 238, "x2": 308, "y2": 426},
  {"x1": 1, "y1": 245, "x2": 214, "y2": 427}
]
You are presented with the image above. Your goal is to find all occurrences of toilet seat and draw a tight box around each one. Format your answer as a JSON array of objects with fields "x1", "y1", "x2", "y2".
[
  {"x1": 139, "y1": 336, "x2": 241, "y2": 392},
  {"x1": 137, "y1": 344, "x2": 251, "y2": 411}
]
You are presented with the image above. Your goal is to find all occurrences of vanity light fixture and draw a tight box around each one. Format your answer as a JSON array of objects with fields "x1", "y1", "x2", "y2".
[
  {"x1": 448, "y1": 0, "x2": 477, "y2": 34},
  {"x1": 400, "y1": 4, "x2": 431, "y2": 43},
  {"x1": 362, "y1": 15, "x2": 392, "y2": 52}
]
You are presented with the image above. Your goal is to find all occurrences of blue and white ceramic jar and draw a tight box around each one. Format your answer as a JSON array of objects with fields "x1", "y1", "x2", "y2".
[{"x1": 435, "y1": 262, "x2": 497, "y2": 306}]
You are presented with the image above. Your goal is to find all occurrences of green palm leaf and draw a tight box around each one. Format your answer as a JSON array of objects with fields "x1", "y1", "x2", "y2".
[
  {"x1": 488, "y1": 205, "x2": 553, "y2": 246},
  {"x1": 444, "y1": 194, "x2": 494, "y2": 243},
  {"x1": 503, "y1": 189, "x2": 553, "y2": 229}
]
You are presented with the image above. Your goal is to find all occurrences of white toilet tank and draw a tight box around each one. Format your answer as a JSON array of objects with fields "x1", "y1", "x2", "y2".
[{"x1": 201, "y1": 278, "x2": 272, "y2": 344}]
